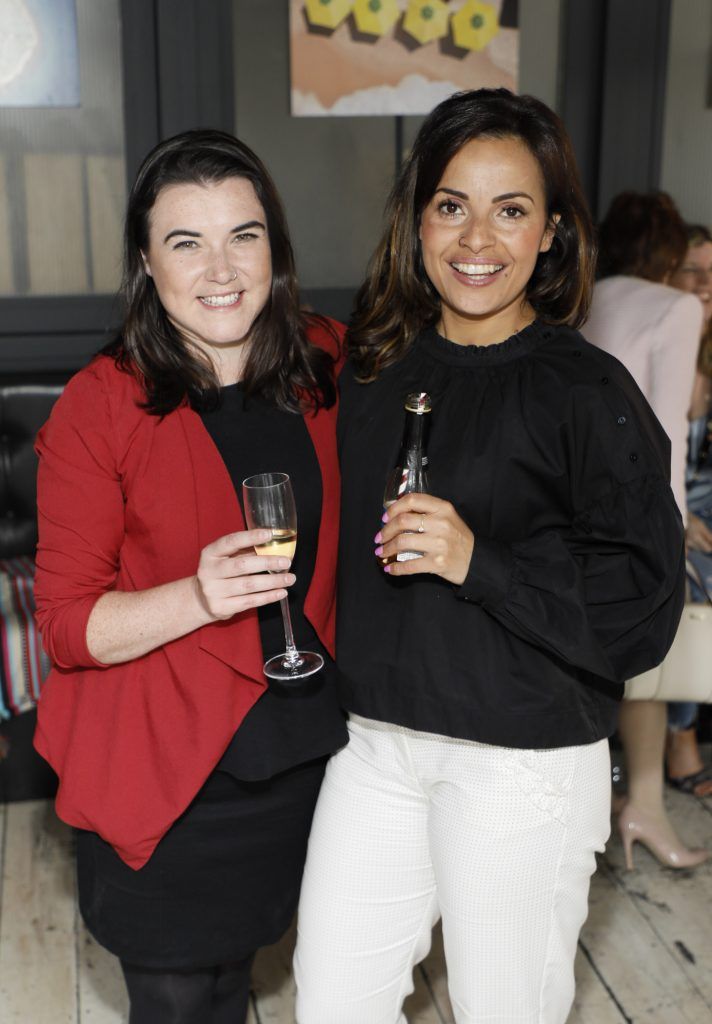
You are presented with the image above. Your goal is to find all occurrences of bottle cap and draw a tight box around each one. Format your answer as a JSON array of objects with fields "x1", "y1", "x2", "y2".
[{"x1": 405, "y1": 392, "x2": 432, "y2": 414}]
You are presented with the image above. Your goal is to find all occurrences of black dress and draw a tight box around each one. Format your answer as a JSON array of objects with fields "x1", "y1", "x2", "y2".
[
  {"x1": 77, "y1": 386, "x2": 347, "y2": 968},
  {"x1": 336, "y1": 321, "x2": 685, "y2": 748}
]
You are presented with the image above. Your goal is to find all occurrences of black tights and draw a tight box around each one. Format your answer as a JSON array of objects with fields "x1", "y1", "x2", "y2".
[{"x1": 121, "y1": 955, "x2": 254, "y2": 1024}]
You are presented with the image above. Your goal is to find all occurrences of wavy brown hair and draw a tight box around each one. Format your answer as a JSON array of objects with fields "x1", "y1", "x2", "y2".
[
  {"x1": 596, "y1": 191, "x2": 688, "y2": 284},
  {"x1": 104, "y1": 129, "x2": 336, "y2": 414},
  {"x1": 349, "y1": 88, "x2": 596, "y2": 382}
]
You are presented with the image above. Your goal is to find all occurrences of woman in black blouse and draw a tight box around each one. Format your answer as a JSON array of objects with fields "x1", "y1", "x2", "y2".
[{"x1": 294, "y1": 90, "x2": 685, "y2": 1024}]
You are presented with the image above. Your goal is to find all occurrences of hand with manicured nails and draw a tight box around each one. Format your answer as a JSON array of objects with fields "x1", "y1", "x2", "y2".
[
  {"x1": 374, "y1": 492, "x2": 475, "y2": 586},
  {"x1": 194, "y1": 528, "x2": 295, "y2": 620}
]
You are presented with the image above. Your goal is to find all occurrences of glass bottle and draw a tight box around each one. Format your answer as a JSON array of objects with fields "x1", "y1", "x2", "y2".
[{"x1": 382, "y1": 392, "x2": 432, "y2": 562}]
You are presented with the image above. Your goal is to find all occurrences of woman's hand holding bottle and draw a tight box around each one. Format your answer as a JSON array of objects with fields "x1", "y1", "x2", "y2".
[
  {"x1": 194, "y1": 528, "x2": 295, "y2": 621},
  {"x1": 375, "y1": 493, "x2": 475, "y2": 586}
]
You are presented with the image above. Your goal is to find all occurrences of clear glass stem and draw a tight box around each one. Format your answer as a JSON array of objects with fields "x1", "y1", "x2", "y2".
[{"x1": 279, "y1": 596, "x2": 303, "y2": 667}]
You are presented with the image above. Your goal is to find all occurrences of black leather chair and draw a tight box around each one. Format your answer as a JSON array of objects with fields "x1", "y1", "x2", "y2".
[{"x1": 0, "y1": 374, "x2": 68, "y2": 801}]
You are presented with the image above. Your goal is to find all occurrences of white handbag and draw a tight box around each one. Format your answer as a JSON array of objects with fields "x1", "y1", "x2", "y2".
[{"x1": 624, "y1": 562, "x2": 712, "y2": 703}]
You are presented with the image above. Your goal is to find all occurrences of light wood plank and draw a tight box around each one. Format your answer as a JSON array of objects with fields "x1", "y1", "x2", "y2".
[
  {"x1": 77, "y1": 921, "x2": 128, "y2": 1023},
  {"x1": 2, "y1": 787, "x2": 712, "y2": 1023},
  {"x1": 0, "y1": 801, "x2": 77, "y2": 1023},
  {"x1": 0, "y1": 158, "x2": 15, "y2": 294},
  {"x1": 575, "y1": 853, "x2": 711, "y2": 1022},
  {"x1": 24, "y1": 153, "x2": 88, "y2": 295},
  {"x1": 568, "y1": 944, "x2": 625, "y2": 1024},
  {"x1": 86, "y1": 155, "x2": 124, "y2": 294},
  {"x1": 408, "y1": 922, "x2": 453, "y2": 1024}
]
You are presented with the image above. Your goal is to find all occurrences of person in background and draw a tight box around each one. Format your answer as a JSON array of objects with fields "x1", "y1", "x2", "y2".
[
  {"x1": 582, "y1": 192, "x2": 707, "y2": 868},
  {"x1": 666, "y1": 223, "x2": 712, "y2": 797},
  {"x1": 294, "y1": 89, "x2": 686, "y2": 1024},
  {"x1": 33, "y1": 129, "x2": 346, "y2": 1024}
]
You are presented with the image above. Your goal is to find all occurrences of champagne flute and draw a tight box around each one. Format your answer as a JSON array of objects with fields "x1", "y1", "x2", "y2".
[{"x1": 242, "y1": 472, "x2": 323, "y2": 681}]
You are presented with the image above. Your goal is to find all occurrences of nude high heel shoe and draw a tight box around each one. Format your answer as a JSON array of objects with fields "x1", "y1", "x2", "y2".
[{"x1": 617, "y1": 805, "x2": 710, "y2": 870}]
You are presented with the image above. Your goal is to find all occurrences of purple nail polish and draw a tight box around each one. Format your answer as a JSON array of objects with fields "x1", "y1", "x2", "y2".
[
  {"x1": 374, "y1": 545, "x2": 383, "y2": 557},
  {"x1": 384, "y1": 564, "x2": 391, "y2": 573},
  {"x1": 374, "y1": 531, "x2": 382, "y2": 543},
  {"x1": 382, "y1": 511, "x2": 389, "y2": 523}
]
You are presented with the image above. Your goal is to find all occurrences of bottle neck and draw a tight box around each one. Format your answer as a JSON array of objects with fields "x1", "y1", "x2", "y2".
[{"x1": 399, "y1": 410, "x2": 428, "y2": 458}]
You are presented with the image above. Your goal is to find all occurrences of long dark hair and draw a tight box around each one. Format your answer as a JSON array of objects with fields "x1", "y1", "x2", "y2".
[
  {"x1": 596, "y1": 191, "x2": 689, "y2": 284},
  {"x1": 105, "y1": 129, "x2": 336, "y2": 414},
  {"x1": 349, "y1": 88, "x2": 596, "y2": 381}
]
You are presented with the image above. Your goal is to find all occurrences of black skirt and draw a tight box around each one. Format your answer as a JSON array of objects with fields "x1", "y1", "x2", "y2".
[{"x1": 76, "y1": 758, "x2": 326, "y2": 969}]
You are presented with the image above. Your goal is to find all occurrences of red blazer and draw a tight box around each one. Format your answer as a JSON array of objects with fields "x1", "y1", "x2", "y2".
[{"x1": 33, "y1": 319, "x2": 343, "y2": 869}]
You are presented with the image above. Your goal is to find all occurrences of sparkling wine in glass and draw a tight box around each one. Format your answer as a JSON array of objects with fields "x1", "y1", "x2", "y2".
[{"x1": 242, "y1": 472, "x2": 323, "y2": 681}]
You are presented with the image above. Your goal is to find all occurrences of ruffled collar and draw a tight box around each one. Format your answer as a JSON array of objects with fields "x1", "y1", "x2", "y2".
[{"x1": 419, "y1": 319, "x2": 553, "y2": 366}]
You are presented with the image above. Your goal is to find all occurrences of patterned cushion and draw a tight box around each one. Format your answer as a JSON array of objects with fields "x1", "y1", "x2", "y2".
[{"x1": 0, "y1": 557, "x2": 49, "y2": 718}]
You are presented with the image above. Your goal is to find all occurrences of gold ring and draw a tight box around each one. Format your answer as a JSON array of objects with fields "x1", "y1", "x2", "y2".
[{"x1": 417, "y1": 515, "x2": 425, "y2": 534}]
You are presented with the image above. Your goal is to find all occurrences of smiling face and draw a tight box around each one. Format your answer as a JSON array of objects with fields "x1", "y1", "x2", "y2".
[
  {"x1": 418, "y1": 135, "x2": 557, "y2": 346},
  {"x1": 671, "y1": 240, "x2": 712, "y2": 327},
  {"x1": 143, "y1": 177, "x2": 272, "y2": 382}
]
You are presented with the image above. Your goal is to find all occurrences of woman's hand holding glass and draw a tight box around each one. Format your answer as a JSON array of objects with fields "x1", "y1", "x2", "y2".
[
  {"x1": 375, "y1": 492, "x2": 475, "y2": 586},
  {"x1": 193, "y1": 528, "x2": 295, "y2": 621}
]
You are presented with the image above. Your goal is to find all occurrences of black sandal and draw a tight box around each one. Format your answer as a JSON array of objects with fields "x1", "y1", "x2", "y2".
[{"x1": 667, "y1": 763, "x2": 712, "y2": 796}]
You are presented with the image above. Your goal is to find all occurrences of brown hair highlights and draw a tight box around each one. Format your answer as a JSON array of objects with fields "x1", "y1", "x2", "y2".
[{"x1": 349, "y1": 88, "x2": 596, "y2": 381}]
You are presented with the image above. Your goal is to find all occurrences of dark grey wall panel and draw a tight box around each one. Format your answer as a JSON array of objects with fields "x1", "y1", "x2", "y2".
[
  {"x1": 597, "y1": 0, "x2": 672, "y2": 215},
  {"x1": 559, "y1": 0, "x2": 607, "y2": 217},
  {"x1": 156, "y1": 0, "x2": 235, "y2": 138}
]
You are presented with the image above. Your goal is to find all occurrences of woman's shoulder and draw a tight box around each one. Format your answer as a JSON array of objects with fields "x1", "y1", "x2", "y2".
[
  {"x1": 591, "y1": 276, "x2": 700, "y2": 327},
  {"x1": 45, "y1": 354, "x2": 148, "y2": 441},
  {"x1": 62, "y1": 352, "x2": 142, "y2": 398},
  {"x1": 533, "y1": 322, "x2": 636, "y2": 388},
  {"x1": 538, "y1": 323, "x2": 671, "y2": 467},
  {"x1": 304, "y1": 314, "x2": 346, "y2": 360},
  {"x1": 534, "y1": 324, "x2": 664, "y2": 428}
]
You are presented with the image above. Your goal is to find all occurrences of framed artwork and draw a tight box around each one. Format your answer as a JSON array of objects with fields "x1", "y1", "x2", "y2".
[
  {"x1": 0, "y1": 0, "x2": 80, "y2": 107},
  {"x1": 289, "y1": 0, "x2": 518, "y2": 116}
]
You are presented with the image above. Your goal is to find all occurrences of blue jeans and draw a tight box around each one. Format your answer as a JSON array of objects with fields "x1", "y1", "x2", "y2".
[{"x1": 668, "y1": 545, "x2": 712, "y2": 732}]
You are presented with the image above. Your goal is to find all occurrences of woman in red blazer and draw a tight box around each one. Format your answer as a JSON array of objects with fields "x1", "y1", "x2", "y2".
[{"x1": 33, "y1": 129, "x2": 346, "y2": 1024}]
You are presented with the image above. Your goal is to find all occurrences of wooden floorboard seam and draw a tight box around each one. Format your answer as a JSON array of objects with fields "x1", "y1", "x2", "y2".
[
  {"x1": 576, "y1": 938, "x2": 632, "y2": 1023},
  {"x1": 600, "y1": 856, "x2": 712, "y2": 1012}
]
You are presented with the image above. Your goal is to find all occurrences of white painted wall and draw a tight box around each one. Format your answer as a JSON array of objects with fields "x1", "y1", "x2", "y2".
[{"x1": 660, "y1": 0, "x2": 712, "y2": 226}]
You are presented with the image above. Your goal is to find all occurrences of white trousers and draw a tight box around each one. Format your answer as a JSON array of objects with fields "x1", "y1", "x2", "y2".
[{"x1": 294, "y1": 715, "x2": 611, "y2": 1024}]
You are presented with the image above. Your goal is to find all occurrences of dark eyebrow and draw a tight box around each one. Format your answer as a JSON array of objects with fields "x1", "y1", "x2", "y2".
[
  {"x1": 434, "y1": 188, "x2": 536, "y2": 204},
  {"x1": 162, "y1": 220, "x2": 266, "y2": 244},
  {"x1": 492, "y1": 191, "x2": 535, "y2": 203},
  {"x1": 436, "y1": 187, "x2": 468, "y2": 200}
]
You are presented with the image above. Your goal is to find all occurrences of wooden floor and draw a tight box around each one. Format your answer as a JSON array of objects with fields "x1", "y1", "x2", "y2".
[{"x1": 0, "y1": 779, "x2": 711, "y2": 1023}]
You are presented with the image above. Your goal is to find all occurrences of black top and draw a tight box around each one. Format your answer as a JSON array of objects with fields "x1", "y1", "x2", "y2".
[
  {"x1": 200, "y1": 385, "x2": 347, "y2": 780},
  {"x1": 336, "y1": 321, "x2": 686, "y2": 749}
]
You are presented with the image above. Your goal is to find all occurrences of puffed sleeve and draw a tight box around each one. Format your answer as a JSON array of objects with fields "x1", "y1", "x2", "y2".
[
  {"x1": 34, "y1": 362, "x2": 124, "y2": 670},
  {"x1": 457, "y1": 374, "x2": 686, "y2": 684}
]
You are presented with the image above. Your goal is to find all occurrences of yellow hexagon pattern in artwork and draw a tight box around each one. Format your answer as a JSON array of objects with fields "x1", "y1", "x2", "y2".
[
  {"x1": 451, "y1": 0, "x2": 500, "y2": 51},
  {"x1": 304, "y1": 0, "x2": 354, "y2": 31},
  {"x1": 353, "y1": 0, "x2": 400, "y2": 36},
  {"x1": 402, "y1": 0, "x2": 450, "y2": 45}
]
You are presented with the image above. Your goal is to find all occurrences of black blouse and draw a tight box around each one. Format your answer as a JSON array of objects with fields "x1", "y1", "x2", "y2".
[
  {"x1": 200, "y1": 385, "x2": 347, "y2": 780},
  {"x1": 336, "y1": 321, "x2": 685, "y2": 749}
]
